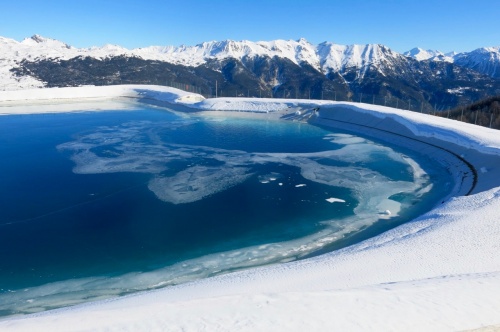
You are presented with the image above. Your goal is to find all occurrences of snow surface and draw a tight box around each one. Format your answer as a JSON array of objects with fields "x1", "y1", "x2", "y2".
[{"x1": 1, "y1": 85, "x2": 500, "y2": 331}]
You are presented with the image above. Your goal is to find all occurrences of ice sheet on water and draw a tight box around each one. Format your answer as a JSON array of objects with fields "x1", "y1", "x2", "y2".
[
  {"x1": 149, "y1": 166, "x2": 252, "y2": 204},
  {"x1": 324, "y1": 133, "x2": 367, "y2": 145},
  {"x1": 57, "y1": 119, "x2": 431, "y2": 216},
  {"x1": 68, "y1": 150, "x2": 169, "y2": 174},
  {"x1": 297, "y1": 160, "x2": 409, "y2": 218}
]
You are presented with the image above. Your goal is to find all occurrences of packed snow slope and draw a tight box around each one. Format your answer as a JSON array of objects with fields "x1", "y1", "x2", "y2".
[{"x1": 1, "y1": 85, "x2": 500, "y2": 331}]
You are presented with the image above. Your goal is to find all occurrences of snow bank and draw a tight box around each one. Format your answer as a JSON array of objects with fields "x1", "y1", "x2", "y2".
[
  {"x1": 1, "y1": 85, "x2": 500, "y2": 331},
  {"x1": 320, "y1": 102, "x2": 500, "y2": 157},
  {"x1": 0, "y1": 84, "x2": 204, "y2": 105}
]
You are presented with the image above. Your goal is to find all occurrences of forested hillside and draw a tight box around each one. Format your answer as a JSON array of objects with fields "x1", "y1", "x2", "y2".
[{"x1": 437, "y1": 96, "x2": 500, "y2": 129}]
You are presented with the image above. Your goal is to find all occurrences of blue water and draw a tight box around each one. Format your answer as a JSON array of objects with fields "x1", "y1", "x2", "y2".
[{"x1": 0, "y1": 107, "x2": 453, "y2": 315}]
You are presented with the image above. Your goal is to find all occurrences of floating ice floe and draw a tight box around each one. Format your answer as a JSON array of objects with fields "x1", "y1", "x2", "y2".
[
  {"x1": 149, "y1": 166, "x2": 252, "y2": 204},
  {"x1": 258, "y1": 172, "x2": 282, "y2": 184},
  {"x1": 326, "y1": 197, "x2": 346, "y2": 203},
  {"x1": 325, "y1": 133, "x2": 367, "y2": 145}
]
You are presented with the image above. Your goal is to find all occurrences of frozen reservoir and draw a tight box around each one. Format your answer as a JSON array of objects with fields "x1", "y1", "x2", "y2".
[{"x1": 0, "y1": 105, "x2": 453, "y2": 315}]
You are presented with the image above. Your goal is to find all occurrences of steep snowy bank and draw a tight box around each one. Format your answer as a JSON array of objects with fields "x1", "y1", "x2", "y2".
[{"x1": 1, "y1": 85, "x2": 499, "y2": 331}]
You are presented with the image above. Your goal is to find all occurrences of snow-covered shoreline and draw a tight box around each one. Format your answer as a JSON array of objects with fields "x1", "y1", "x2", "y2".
[{"x1": 1, "y1": 85, "x2": 500, "y2": 331}]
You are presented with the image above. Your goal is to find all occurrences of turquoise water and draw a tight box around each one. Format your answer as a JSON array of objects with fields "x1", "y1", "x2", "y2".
[{"x1": 0, "y1": 107, "x2": 453, "y2": 315}]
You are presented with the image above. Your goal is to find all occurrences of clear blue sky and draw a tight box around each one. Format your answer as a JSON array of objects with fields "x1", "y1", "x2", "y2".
[{"x1": 1, "y1": 0, "x2": 498, "y2": 53}]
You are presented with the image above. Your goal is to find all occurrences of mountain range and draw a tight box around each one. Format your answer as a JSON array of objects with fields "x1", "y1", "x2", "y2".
[
  {"x1": 404, "y1": 47, "x2": 500, "y2": 79},
  {"x1": 2, "y1": 35, "x2": 500, "y2": 110}
]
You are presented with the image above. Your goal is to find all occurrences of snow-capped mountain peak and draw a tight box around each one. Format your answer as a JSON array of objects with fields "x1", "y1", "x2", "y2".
[
  {"x1": 403, "y1": 47, "x2": 455, "y2": 62},
  {"x1": 454, "y1": 46, "x2": 500, "y2": 79},
  {"x1": 152, "y1": 38, "x2": 399, "y2": 75},
  {"x1": 21, "y1": 34, "x2": 73, "y2": 50},
  {"x1": 25, "y1": 34, "x2": 51, "y2": 44},
  {"x1": 0, "y1": 35, "x2": 423, "y2": 75},
  {"x1": 316, "y1": 42, "x2": 402, "y2": 76},
  {"x1": 404, "y1": 47, "x2": 439, "y2": 60},
  {"x1": 132, "y1": 39, "x2": 323, "y2": 70}
]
